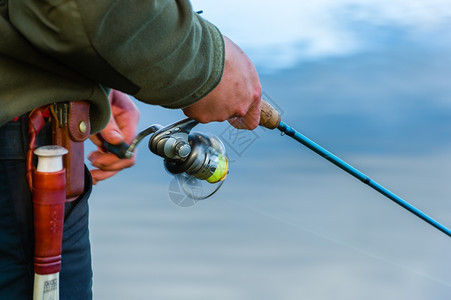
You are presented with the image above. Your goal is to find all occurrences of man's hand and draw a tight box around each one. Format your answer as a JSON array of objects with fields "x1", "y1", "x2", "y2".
[
  {"x1": 182, "y1": 36, "x2": 262, "y2": 130},
  {"x1": 88, "y1": 90, "x2": 140, "y2": 184}
]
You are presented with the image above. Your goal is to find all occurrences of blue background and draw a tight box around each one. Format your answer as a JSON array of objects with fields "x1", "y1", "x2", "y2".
[{"x1": 88, "y1": 1, "x2": 451, "y2": 299}]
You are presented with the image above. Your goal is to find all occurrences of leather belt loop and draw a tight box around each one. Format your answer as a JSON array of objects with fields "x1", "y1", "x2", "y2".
[
  {"x1": 51, "y1": 101, "x2": 91, "y2": 202},
  {"x1": 26, "y1": 106, "x2": 51, "y2": 190},
  {"x1": 26, "y1": 101, "x2": 91, "y2": 201}
]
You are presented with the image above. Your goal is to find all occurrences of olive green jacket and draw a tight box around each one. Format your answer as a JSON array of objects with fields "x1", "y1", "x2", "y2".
[{"x1": 0, "y1": 0, "x2": 224, "y2": 132}]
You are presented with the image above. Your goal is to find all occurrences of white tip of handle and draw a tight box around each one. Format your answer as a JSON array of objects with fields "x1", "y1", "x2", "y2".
[
  {"x1": 33, "y1": 273, "x2": 59, "y2": 300},
  {"x1": 34, "y1": 146, "x2": 68, "y2": 173}
]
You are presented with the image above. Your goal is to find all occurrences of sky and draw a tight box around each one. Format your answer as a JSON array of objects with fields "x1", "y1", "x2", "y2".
[
  {"x1": 188, "y1": 0, "x2": 451, "y2": 154},
  {"x1": 192, "y1": 0, "x2": 451, "y2": 71}
]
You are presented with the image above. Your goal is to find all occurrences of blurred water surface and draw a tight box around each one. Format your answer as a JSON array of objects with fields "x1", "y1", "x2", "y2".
[
  {"x1": 89, "y1": 55, "x2": 451, "y2": 300},
  {"x1": 88, "y1": 2, "x2": 451, "y2": 298}
]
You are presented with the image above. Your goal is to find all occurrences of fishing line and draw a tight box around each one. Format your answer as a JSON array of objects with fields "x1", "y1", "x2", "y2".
[
  {"x1": 258, "y1": 99, "x2": 451, "y2": 238},
  {"x1": 227, "y1": 198, "x2": 451, "y2": 290}
]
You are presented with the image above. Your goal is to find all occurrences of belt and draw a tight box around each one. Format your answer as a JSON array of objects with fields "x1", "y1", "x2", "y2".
[
  {"x1": 0, "y1": 101, "x2": 90, "y2": 202},
  {"x1": 0, "y1": 114, "x2": 80, "y2": 218},
  {"x1": 0, "y1": 115, "x2": 52, "y2": 160}
]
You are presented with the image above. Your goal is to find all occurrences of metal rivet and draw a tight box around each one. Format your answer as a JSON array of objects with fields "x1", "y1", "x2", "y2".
[{"x1": 79, "y1": 121, "x2": 87, "y2": 134}]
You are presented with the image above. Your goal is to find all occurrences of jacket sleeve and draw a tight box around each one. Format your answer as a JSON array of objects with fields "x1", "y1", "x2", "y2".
[{"x1": 9, "y1": 0, "x2": 225, "y2": 108}]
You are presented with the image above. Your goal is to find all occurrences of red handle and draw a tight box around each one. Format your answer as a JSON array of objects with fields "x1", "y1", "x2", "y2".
[{"x1": 33, "y1": 168, "x2": 66, "y2": 275}]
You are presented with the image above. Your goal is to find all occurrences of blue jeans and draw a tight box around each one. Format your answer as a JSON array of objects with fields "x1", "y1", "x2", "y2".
[{"x1": 0, "y1": 118, "x2": 93, "y2": 299}]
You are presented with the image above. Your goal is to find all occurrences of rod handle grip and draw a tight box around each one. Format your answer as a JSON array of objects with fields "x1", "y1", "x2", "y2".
[{"x1": 259, "y1": 99, "x2": 281, "y2": 129}]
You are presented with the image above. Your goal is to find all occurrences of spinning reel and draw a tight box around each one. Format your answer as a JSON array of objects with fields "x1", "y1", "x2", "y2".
[{"x1": 103, "y1": 118, "x2": 229, "y2": 199}]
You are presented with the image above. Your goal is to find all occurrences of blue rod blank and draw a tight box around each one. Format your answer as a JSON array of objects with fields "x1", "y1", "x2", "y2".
[{"x1": 277, "y1": 121, "x2": 451, "y2": 238}]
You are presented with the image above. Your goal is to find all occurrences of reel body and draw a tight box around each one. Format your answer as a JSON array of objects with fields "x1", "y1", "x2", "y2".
[
  {"x1": 103, "y1": 118, "x2": 228, "y2": 199},
  {"x1": 162, "y1": 132, "x2": 228, "y2": 183},
  {"x1": 148, "y1": 118, "x2": 228, "y2": 184}
]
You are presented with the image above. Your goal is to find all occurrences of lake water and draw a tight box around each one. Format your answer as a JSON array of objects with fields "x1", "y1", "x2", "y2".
[{"x1": 89, "y1": 145, "x2": 451, "y2": 300}]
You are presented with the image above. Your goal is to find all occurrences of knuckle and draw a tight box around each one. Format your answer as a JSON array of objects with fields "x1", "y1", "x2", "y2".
[
  {"x1": 253, "y1": 85, "x2": 262, "y2": 101},
  {"x1": 195, "y1": 115, "x2": 211, "y2": 124},
  {"x1": 134, "y1": 108, "x2": 141, "y2": 119},
  {"x1": 216, "y1": 115, "x2": 229, "y2": 122},
  {"x1": 235, "y1": 106, "x2": 247, "y2": 118}
]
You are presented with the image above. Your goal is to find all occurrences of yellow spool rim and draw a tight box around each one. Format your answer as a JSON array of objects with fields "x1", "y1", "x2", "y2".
[{"x1": 206, "y1": 154, "x2": 228, "y2": 183}]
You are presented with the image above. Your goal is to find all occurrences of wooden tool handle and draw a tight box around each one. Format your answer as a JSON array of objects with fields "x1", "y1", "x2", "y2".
[
  {"x1": 33, "y1": 169, "x2": 66, "y2": 275},
  {"x1": 259, "y1": 99, "x2": 281, "y2": 129}
]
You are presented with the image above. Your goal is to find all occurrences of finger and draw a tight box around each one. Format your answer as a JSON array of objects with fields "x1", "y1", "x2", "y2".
[
  {"x1": 100, "y1": 117, "x2": 124, "y2": 145},
  {"x1": 109, "y1": 91, "x2": 140, "y2": 144},
  {"x1": 89, "y1": 114, "x2": 128, "y2": 152},
  {"x1": 90, "y1": 169, "x2": 119, "y2": 185},
  {"x1": 91, "y1": 158, "x2": 135, "y2": 172},
  {"x1": 89, "y1": 134, "x2": 104, "y2": 148},
  {"x1": 88, "y1": 149, "x2": 136, "y2": 163},
  {"x1": 228, "y1": 99, "x2": 261, "y2": 130},
  {"x1": 113, "y1": 110, "x2": 140, "y2": 144},
  {"x1": 227, "y1": 117, "x2": 245, "y2": 129},
  {"x1": 242, "y1": 100, "x2": 261, "y2": 129},
  {"x1": 88, "y1": 151, "x2": 135, "y2": 171},
  {"x1": 88, "y1": 151, "x2": 134, "y2": 171}
]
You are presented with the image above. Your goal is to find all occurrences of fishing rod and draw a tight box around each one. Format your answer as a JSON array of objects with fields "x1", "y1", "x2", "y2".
[
  {"x1": 259, "y1": 100, "x2": 451, "y2": 238},
  {"x1": 104, "y1": 100, "x2": 451, "y2": 238}
]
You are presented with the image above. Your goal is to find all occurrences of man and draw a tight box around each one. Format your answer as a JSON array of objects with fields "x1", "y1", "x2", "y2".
[{"x1": 0, "y1": 0, "x2": 261, "y2": 299}]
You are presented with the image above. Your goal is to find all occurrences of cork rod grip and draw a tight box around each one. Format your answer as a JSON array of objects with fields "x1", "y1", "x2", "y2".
[{"x1": 259, "y1": 99, "x2": 281, "y2": 129}]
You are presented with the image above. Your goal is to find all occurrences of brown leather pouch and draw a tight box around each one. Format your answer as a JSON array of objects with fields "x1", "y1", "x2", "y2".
[{"x1": 51, "y1": 101, "x2": 90, "y2": 202}]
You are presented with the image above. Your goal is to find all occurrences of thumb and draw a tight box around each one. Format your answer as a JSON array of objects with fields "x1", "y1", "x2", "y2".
[{"x1": 94, "y1": 116, "x2": 124, "y2": 147}]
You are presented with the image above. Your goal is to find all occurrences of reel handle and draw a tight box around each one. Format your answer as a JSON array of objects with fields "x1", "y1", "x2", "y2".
[
  {"x1": 102, "y1": 140, "x2": 132, "y2": 159},
  {"x1": 259, "y1": 99, "x2": 281, "y2": 130},
  {"x1": 96, "y1": 133, "x2": 133, "y2": 159}
]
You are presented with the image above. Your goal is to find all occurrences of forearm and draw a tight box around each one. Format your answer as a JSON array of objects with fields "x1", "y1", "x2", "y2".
[{"x1": 9, "y1": 0, "x2": 224, "y2": 108}]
